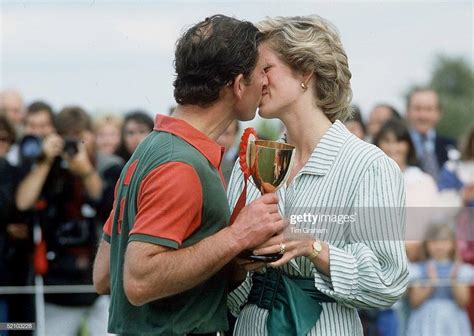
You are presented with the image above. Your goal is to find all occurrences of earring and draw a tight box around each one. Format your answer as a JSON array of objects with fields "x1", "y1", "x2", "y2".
[{"x1": 301, "y1": 82, "x2": 307, "y2": 90}]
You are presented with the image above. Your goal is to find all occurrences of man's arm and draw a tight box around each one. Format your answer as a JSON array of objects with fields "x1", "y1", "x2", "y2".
[
  {"x1": 16, "y1": 134, "x2": 63, "y2": 210},
  {"x1": 67, "y1": 142, "x2": 102, "y2": 201},
  {"x1": 124, "y1": 193, "x2": 283, "y2": 306},
  {"x1": 93, "y1": 239, "x2": 111, "y2": 295}
]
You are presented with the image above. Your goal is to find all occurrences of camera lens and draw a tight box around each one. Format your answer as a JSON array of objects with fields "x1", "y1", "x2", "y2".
[
  {"x1": 64, "y1": 138, "x2": 79, "y2": 157},
  {"x1": 19, "y1": 135, "x2": 43, "y2": 161}
]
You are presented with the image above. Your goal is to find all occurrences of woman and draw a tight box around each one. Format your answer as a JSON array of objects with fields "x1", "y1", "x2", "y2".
[
  {"x1": 115, "y1": 110, "x2": 153, "y2": 162},
  {"x1": 227, "y1": 16, "x2": 408, "y2": 335},
  {"x1": 374, "y1": 119, "x2": 439, "y2": 262},
  {"x1": 373, "y1": 119, "x2": 439, "y2": 335},
  {"x1": 94, "y1": 114, "x2": 122, "y2": 156}
]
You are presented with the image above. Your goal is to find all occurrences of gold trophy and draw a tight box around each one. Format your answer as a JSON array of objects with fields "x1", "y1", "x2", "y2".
[
  {"x1": 247, "y1": 140, "x2": 296, "y2": 194},
  {"x1": 232, "y1": 129, "x2": 295, "y2": 261}
]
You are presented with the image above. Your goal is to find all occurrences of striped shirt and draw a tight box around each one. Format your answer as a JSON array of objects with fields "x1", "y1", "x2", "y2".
[{"x1": 227, "y1": 121, "x2": 409, "y2": 335}]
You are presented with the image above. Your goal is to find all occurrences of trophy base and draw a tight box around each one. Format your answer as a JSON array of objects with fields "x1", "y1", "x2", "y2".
[{"x1": 238, "y1": 250, "x2": 282, "y2": 262}]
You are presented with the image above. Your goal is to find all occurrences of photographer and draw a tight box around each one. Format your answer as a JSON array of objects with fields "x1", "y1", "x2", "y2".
[{"x1": 16, "y1": 105, "x2": 120, "y2": 335}]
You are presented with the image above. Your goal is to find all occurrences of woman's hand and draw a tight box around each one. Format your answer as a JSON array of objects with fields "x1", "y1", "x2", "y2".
[{"x1": 253, "y1": 233, "x2": 313, "y2": 266}]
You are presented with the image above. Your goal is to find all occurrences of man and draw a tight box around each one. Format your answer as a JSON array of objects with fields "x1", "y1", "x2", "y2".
[
  {"x1": 366, "y1": 103, "x2": 401, "y2": 142},
  {"x1": 0, "y1": 89, "x2": 25, "y2": 135},
  {"x1": 16, "y1": 106, "x2": 120, "y2": 335},
  {"x1": 406, "y1": 88, "x2": 456, "y2": 179},
  {"x1": 93, "y1": 15, "x2": 285, "y2": 335}
]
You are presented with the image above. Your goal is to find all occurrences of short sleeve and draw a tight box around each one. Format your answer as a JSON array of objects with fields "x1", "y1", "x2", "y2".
[
  {"x1": 457, "y1": 263, "x2": 474, "y2": 284},
  {"x1": 407, "y1": 262, "x2": 423, "y2": 283},
  {"x1": 129, "y1": 161, "x2": 203, "y2": 249}
]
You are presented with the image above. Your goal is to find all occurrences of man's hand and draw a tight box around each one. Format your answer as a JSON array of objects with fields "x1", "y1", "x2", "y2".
[
  {"x1": 229, "y1": 193, "x2": 286, "y2": 251},
  {"x1": 66, "y1": 142, "x2": 94, "y2": 178},
  {"x1": 6, "y1": 223, "x2": 29, "y2": 240},
  {"x1": 42, "y1": 133, "x2": 64, "y2": 163},
  {"x1": 65, "y1": 142, "x2": 102, "y2": 200}
]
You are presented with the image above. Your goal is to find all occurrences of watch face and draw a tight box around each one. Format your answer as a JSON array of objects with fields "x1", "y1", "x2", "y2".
[{"x1": 313, "y1": 241, "x2": 322, "y2": 252}]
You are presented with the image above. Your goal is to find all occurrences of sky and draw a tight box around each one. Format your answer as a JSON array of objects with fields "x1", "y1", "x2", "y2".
[{"x1": 1, "y1": 0, "x2": 472, "y2": 121}]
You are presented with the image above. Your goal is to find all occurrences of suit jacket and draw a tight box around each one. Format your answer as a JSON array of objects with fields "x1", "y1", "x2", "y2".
[{"x1": 434, "y1": 134, "x2": 457, "y2": 168}]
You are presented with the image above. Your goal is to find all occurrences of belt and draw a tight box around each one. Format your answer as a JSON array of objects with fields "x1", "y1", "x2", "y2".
[{"x1": 247, "y1": 268, "x2": 335, "y2": 336}]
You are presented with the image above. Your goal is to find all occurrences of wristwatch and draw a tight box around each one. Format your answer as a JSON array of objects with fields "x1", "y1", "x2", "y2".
[{"x1": 307, "y1": 240, "x2": 322, "y2": 260}]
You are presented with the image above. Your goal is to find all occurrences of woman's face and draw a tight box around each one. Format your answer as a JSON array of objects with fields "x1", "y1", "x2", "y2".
[
  {"x1": 426, "y1": 239, "x2": 454, "y2": 261},
  {"x1": 258, "y1": 43, "x2": 304, "y2": 119},
  {"x1": 124, "y1": 120, "x2": 151, "y2": 154},
  {"x1": 378, "y1": 132, "x2": 409, "y2": 169},
  {"x1": 96, "y1": 124, "x2": 121, "y2": 155}
]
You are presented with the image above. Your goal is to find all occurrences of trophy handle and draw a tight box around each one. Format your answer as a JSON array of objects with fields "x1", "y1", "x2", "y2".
[{"x1": 246, "y1": 135, "x2": 257, "y2": 176}]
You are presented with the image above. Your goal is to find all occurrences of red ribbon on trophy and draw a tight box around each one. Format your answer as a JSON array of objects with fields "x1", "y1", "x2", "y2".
[{"x1": 229, "y1": 127, "x2": 257, "y2": 225}]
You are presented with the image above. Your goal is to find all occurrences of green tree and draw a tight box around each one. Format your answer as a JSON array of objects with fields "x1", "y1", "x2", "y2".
[{"x1": 430, "y1": 55, "x2": 474, "y2": 139}]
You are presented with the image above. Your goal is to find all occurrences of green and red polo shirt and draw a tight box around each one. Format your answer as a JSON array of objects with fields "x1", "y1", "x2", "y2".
[{"x1": 103, "y1": 114, "x2": 231, "y2": 335}]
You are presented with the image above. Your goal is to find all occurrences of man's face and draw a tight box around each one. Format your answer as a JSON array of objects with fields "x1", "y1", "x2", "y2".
[
  {"x1": 24, "y1": 111, "x2": 55, "y2": 138},
  {"x1": 367, "y1": 106, "x2": 393, "y2": 137},
  {"x1": 234, "y1": 46, "x2": 269, "y2": 121},
  {"x1": 0, "y1": 92, "x2": 25, "y2": 126},
  {"x1": 406, "y1": 90, "x2": 441, "y2": 135}
]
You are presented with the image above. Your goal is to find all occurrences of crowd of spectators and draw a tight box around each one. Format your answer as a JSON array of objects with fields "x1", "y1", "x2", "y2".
[{"x1": 0, "y1": 87, "x2": 472, "y2": 335}]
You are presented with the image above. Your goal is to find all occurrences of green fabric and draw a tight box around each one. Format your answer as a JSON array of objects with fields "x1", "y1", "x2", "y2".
[
  {"x1": 128, "y1": 233, "x2": 179, "y2": 249},
  {"x1": 248, "y1": 269, "x2": 333, "y2": 336},
  {"x1": 107, "y1": 130, "x2": 231, "y2": 335},
  {"x1": 267, "y1": 275, "x2": 323, "y2": 336}
]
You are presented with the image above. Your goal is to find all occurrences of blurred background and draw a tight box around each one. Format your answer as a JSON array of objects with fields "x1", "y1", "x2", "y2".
[
  {"x1": 1, "y1": 0, "x2": 473, "y2": 136},
  {"x1": 0, "y1": 1, "x2": 473, "y2": 336}
]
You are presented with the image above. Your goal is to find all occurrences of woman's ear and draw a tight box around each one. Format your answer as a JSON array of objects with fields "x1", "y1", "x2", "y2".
[
  {"x1": 232, "y1": 74, "x2": 245, "y2": 100},
  {"x1": 301, "y1": 71, "x2": 314, "y2": 88}
]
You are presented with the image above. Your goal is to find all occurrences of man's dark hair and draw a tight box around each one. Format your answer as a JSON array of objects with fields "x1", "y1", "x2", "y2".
[
  {"x1": 346, "y1": 104, "x2": 366, "y2": 134},
  {"x1": 56, "y1": 106, "x2": 92, "y2": 136},
  {"x1": 373, "y1": 103, "x2": 401, "y2": 120},
  {"x1": 27, "y1": 101, "x2": 56, "y2": 128},
  {"x1": 123, "y1": 110, "x2": 154, "y2": 131},
  {"x1": 173, "y1": 14, "x2": 263, "y2": 107}
]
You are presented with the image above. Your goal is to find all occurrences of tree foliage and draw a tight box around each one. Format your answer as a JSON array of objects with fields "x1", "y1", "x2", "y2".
[{"x1": 430, "y1": 55, "x2": 474, "y2": 139}]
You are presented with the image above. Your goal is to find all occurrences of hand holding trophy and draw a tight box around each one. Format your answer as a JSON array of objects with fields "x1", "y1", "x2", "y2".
[{"x1": 230, "y1": 128, "x2": 295, "y2": 261}]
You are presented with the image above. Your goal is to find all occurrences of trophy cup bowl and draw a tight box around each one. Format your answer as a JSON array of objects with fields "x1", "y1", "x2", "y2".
[
  {"x1": 244, "y1": 139, "x2": 295, "y2": 261},
  {"x1": 248, "y1": 140, "x2": 296, "y2": 195}
]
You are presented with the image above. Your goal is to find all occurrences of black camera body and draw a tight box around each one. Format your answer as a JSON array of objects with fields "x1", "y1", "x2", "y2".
[{"x1": 19, "y1": 135, "x2": 79, "y2": 162}]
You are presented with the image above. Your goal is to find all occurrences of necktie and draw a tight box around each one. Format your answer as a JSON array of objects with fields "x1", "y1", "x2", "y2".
[{"x1": 420, "y1": 134, "x2": 439, "y2": 179}]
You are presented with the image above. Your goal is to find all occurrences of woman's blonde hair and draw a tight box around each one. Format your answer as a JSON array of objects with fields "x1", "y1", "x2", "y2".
[
  {"x1": 93, "y1": 113, "x2": 123, "y2": 133},
  {"x1": 257, "y1": 15, "x2": 353, "y2": 122}
]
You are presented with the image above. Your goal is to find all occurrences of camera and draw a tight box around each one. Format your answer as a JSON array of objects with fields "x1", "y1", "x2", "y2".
[
  {"x1": 19, "y1": 135, "x2": 79, "y2": 162},
  {"x1": 19, "y1": 135, "x2": 43, "y2": 161},
  {"x1": 63, "y1": 138, "x2": 79, "y2": 157}
]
